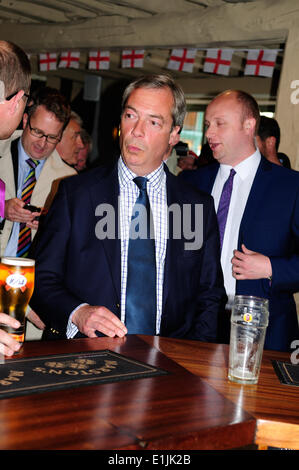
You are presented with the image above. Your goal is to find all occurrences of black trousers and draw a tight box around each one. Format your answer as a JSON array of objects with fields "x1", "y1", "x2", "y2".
[{"x1": 217, "y1": 309, "x2": 232, "y2": 344}]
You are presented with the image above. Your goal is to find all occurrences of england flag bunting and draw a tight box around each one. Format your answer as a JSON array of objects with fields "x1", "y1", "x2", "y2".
[
  {"x1": 58, "y1": 51, "x2": 80, "y2": 69},
  {"x1": 167, "y1": 48, "x2": 197, "y2": 73},
  {"x1": 88, "y1": 51, "x2": 110, "y2": 70},
  {"x1": 39, "y1": 53, "x2": 57, "y2": 71},
  {"x1": 33, "y1": 48, "x2": 279, "y2": 77},
  {"x1": 121, "y1": 50, "x2": 144, "y2": 68},
  {"x1": 203, "y1": 49, "x2": 234, "y2": 76},
  {"x1": 244, "y1": 49, "x2": 278, "y2": 77}
]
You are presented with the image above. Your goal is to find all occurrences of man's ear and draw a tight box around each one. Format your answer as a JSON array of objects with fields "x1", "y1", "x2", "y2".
[
  {"x1": 22, "y1": 112, "x2": 28, "y2": 130},
  {"x1": 169, "y1": 126, "x2": 180, "y2": 146},
  {"x1": 8, "y1": 90, "x2": 25, "y2": 116},
  {"x1": 243, "y1": 117, "x2": 256, "y2": 136},
  {"x1": 9, "y1": 90, "x2": 24, "y2": 110}
]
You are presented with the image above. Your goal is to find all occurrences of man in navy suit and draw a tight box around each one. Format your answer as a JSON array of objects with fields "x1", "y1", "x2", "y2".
[
  {"x1": 30, "y1": 74, "x2": 226, "y2": 342},
  {"x1": 181, "y1": 90, "x2": 299, "y2": 352}
]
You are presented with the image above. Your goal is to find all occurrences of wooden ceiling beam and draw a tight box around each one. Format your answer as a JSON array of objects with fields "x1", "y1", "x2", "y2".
[{"x1": 0, "y1": 0, "x2": 294, "y2": 52}]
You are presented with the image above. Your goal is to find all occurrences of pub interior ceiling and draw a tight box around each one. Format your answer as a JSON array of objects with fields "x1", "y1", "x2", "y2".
[{"x1": 0, "y1": 0, "x2": 285, "y2": 84}]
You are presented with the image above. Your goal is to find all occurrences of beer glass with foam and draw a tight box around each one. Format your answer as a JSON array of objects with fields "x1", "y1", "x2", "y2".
[{"x1": 0, "y1": 257, "x2": 35, "y2": 344}]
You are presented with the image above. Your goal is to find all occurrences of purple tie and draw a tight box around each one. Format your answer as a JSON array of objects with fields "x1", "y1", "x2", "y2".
[{"x1": 217, "y1": 168, "x2": 236, "y2": 249}]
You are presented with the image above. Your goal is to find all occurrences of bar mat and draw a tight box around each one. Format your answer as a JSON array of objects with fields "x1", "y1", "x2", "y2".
[
  {"x1": 272, "y1": 360, "x2": 299, "y2": 387},
  {"x1": 0, "y1": 349, "x2": 169, "y2": 399}
]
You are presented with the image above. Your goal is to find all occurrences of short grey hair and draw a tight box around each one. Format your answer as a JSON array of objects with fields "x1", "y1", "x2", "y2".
[
  {"x1": 121, "y1": 74, "x2": 186, "y2": 131},
  {"x1": 70, "y1": 110, "x2": 83, "y2": 127}
]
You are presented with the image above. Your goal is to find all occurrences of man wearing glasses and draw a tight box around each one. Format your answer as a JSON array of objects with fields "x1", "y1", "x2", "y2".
[
  {"x1": 0, "y1": 86, "x2": 77, "y2": 258},
  {"x1": 0, "y1": 86, "x2": 78, "y2": 350}
]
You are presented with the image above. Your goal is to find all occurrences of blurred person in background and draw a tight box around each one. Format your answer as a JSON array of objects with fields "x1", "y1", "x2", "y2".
[
  {"x1": 256, "y1": 116, "x2": 291, "y2": 169},
  {"x1": 75, "y1": 129, "x2": 92, "y2": 172},
  {"x1": 55, "y1": 111, "x2": 84, "y2": 168},
  {"x1": 177, "y1": 150, "x2": 198, "y2": 172}
]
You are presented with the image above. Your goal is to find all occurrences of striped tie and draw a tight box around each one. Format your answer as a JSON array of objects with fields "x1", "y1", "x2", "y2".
[{"x1": 17, "y1": 158, "x2": 40, "y2": 257}]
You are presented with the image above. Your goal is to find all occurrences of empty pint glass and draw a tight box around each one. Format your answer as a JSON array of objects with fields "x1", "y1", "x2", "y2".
[
  {"x1": 228, "y1": 295, "x2": 269, "y2": 385},
  {"x1": 0, "y1": 257, "x2": 35, "y2": 344}
]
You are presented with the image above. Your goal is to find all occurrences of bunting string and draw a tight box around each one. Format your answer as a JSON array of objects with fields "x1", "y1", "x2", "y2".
[{"x1": 36, "y1": 48, "x2": 279, "y2": 77}]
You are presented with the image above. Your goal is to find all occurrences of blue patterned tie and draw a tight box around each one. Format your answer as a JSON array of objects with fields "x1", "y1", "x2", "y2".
[
  {"x1": 125, "y1": 177, "x2": 156, "y2": 334},
  {"x1": 217, "y1": 168, "x2": 236, "y2": 249},
  {"x1": 17, "y1": 158, "x2": 40, "y2": 257}
]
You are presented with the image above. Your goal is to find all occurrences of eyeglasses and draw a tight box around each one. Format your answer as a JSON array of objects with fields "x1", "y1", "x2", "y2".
[
  {"x1": 27, "y1": 117, "x2": 61, "y2": 144},
  {"x1": 5, "y1": 90, "x2": 30, "y2": 101}
]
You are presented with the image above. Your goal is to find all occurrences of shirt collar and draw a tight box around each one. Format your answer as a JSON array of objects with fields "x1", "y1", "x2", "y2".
[
  {"x1": 118, "y1": 156, "x2": 165, "y2": 192},
  {"x1": 219, "y1": 149, "x2": 261, "y2": 181},
  {"x1": 18, "y1": 138, "x2": 44, "y2": 169}
]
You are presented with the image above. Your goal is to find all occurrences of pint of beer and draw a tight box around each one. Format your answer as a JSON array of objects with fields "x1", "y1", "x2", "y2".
[{"x1": 0, "y1": 257, "x2": 35, "y2": 343}]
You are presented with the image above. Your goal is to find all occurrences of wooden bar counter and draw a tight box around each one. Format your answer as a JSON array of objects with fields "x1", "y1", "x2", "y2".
[
  {"x1": 142, "y1": 336, "x2": 299, "y2": 450},
  {"x1": 0, "y1": 334, "x2": 298, "y2": 450},
  {"x1": 0, "y1": 335, "x2": 255, "y2": 450}
]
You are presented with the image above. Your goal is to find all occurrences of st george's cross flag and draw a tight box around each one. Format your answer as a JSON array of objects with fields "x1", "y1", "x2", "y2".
[
  {"x1": 88, "y1": 51, "x2": 110, "y2": 70},
  {"x1": 244, "y1": 49, "x2": 278, "y2": 77},
  {"x1": 39, "y1": 53, "x2": 57, "y2": 71},
  {"x1": 167, "y1": 48, "x2": 197, "y2": 73},
  {"x1": 203, "y1": 49, "x2": 234, "y2": 76},
  {"x1": 59, "y1": 51, "x2": 80, "y2": 69},
  {"x1": 121, "y1": 50, "x2": 145, "y2": 68}
]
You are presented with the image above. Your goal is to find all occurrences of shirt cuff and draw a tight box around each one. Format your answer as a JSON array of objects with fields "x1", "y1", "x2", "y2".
[{"x1": 66, "y1": 303, "x2": 88, "y2": 339}]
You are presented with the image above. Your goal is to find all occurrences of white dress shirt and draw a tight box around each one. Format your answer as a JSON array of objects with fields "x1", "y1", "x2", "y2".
[{"x1": 211, "y1": 150, "x2": 261, "y2": 308}]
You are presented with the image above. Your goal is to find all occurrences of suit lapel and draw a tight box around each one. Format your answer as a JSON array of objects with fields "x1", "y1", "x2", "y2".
[
  {"x1": 238, "y1": 157, "x2": 272, "y2": 248},
  {"x1": 162, "y1": 169, "x2": 185, "y2": 310},
  {"x1": 89, "y1": 165, "x2": 121, "y2": 302},
  {"x1": 200, "y1": 162, "x2": 219, "y2": 193},
  {"x1": 10, "y1": 137, "x2": 19, "y2": 193}
]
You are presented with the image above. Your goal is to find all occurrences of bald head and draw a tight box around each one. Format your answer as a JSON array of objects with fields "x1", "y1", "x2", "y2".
[{"x1": 205, "y1": 90, "x2": 259, "y2": 166}]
